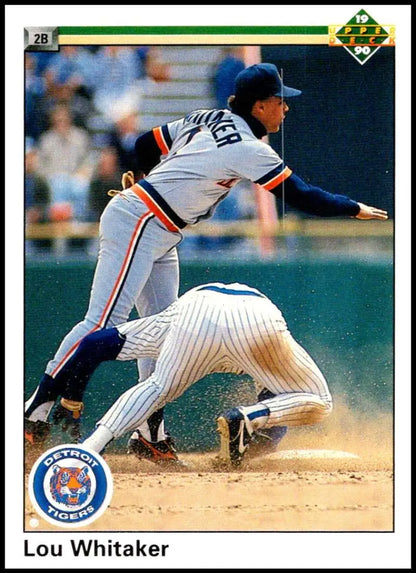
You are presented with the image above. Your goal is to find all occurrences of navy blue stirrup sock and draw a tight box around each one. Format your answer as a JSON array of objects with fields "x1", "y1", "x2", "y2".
[
  {"x1": 147, "y1": 408, "x2": 166, "y2": 442},
  {"x1": 56, "y1": 328, "x2": 126, "y2": 402},
  {"x1": 25, "y1": 373, "x2": 61, "y2": 417}
]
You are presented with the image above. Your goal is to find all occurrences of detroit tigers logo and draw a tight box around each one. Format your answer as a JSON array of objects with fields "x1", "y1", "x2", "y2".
[
  {"x1": 29, "y1": 444, "x2": 113, "y2": 528},
  {"x1": 49, "y1": 465, "x2": 91, "y2": 507}
]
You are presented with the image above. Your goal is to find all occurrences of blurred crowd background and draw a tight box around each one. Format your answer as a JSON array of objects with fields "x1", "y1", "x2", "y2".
[
  {"x1": 25, "y1": 45, "x2": 258, "y2": 257},
  {"x1": 25, "y1": 44, "x2": 394, "y2": 260},
  {"x1": 26, "y1": 46, "x2": 175, "y2": 225}
]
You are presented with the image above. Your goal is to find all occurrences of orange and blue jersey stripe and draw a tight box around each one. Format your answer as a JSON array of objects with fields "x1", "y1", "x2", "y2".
[
  {"x1": 152, "y1": 125, "x2": 172, "y2": 155},
  {"x1": 132, "y1": 180, "x2": 187, "y2": 232},
  {"x1": 255, "y1": 165, "x2": 293, "y2": 191}
]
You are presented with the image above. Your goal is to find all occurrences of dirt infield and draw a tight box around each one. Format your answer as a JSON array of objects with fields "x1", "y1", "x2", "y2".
[{"x1": 24, "y1": 406, "x2": 393, "y2": 532}]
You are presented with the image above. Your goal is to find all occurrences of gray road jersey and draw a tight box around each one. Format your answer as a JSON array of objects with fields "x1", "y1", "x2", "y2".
[{"x1": 142, "y1": 109, "x2": 291, "y2": 225}]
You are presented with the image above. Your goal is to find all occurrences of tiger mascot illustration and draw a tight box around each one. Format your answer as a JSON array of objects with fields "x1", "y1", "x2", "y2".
[{"x1": 50, "y1": 465, "x2": 91, "y2": 507}]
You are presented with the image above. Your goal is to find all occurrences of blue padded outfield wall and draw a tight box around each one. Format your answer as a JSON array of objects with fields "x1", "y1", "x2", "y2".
[{"x1": 25, "y1": 258, "x2": 393, "y2": 452}]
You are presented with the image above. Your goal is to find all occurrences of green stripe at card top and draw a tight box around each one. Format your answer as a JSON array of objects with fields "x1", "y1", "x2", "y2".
[{"x1": 58, "y1": 26, "x2": 329, "y2": 45}]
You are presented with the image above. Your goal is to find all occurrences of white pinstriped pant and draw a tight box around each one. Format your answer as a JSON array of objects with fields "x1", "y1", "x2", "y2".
[{"x1": 98, "y1": 285, "x2": 333, "y2": 438}]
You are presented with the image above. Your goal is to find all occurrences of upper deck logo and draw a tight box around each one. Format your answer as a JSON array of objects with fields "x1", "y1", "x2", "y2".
[
  {"x1": 329, "y1": 9, "x2": 395, "y2": 65},
  {"x1": 28, "y1": 444, "x2": 113, "y2": 528}
]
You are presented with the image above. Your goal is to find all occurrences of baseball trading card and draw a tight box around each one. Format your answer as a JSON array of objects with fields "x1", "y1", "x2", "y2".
[{"x1": 5, "y1": 4, "x2": 411, "y2": 569}]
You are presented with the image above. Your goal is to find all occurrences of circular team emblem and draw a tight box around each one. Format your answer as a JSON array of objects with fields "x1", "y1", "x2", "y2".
[{"x1": 28, "y1": 444, "x2": 113, "y2": 528}]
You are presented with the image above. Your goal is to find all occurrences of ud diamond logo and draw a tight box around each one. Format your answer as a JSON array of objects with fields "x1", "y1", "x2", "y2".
[{"x1": 329, "y1": 9, "x2": 395, "y2": 65}]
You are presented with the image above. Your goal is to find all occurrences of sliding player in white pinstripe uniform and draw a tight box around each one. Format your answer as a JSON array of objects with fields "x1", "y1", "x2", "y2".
[
  {"x1": 49, "y1": 282, "x2": 332, "y2": 466},
  {"x1": 25, "y1": 63, "x2": 386, "y2": 459}
]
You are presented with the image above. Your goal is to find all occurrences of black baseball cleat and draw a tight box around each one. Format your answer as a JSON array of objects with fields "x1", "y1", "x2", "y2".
[
  {"x1": 127, "y1": 430, "x2": 182, "y2": 465},
  {"x1": 52, "y1": 399, "x2": 83, "y2": 442},
  {"x1": 216, "y1": 407, "x2": 253, "y2": 466},
  {"x1": 24, "y1": 418, "x2": 51, "y2": 445}
]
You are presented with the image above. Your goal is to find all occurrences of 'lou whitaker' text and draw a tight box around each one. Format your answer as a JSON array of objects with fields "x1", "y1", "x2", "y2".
[{"x1": 24, "y1": 539, "x2": 169, "y2": 558}]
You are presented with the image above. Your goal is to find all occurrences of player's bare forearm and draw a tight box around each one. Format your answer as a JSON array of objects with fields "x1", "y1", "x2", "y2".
[{"x1": 354, "y1": 202, "x2": 389, "y2": 220}]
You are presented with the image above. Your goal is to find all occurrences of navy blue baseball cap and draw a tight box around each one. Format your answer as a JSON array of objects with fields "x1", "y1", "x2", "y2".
[{"x1": 234, "y1": 63, "x2": 302, "y2": 100}]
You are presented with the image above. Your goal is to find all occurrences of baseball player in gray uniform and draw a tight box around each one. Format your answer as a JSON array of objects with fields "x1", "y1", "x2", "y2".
[
  {"x1": 25, "y1": 63, "x2": 387, "y2": 460},
  {"x1": 29, "y1": 282, "x2": 332, "y2": 466}
]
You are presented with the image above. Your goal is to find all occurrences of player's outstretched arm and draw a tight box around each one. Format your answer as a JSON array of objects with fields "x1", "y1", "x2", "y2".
[
  {"x1": 355, "y1": 202, "x2": 388, "y2": 220},
  {"x1": 268, "y1": 172, "x2": 389, "y2": 220}
]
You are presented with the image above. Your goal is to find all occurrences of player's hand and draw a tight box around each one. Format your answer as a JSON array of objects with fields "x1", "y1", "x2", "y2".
[
  {"x1": 121, "y1": 171, "x2": 135, "y2": 190},
  {"x1": 108, "y1": 171, "x2": 136, "y2": 199},
  {"x1": 355, "y1": 202, "x2": 388, "y2": 220}
]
